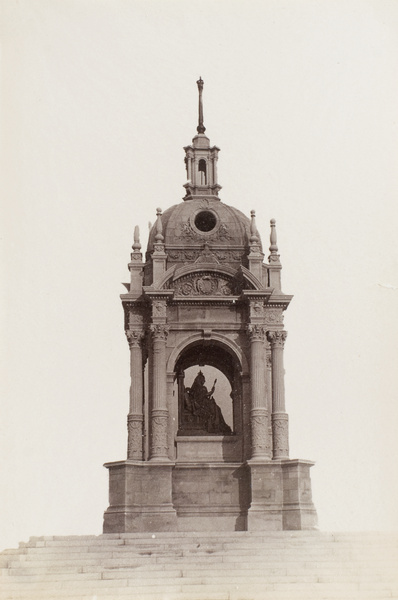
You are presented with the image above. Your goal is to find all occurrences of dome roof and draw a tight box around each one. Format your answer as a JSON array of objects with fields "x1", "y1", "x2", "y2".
[{"x1": 146, "y1": 198, "x2": 262, "y2": 256}]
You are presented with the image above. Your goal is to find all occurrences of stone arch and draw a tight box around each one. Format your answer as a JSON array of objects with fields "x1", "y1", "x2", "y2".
[
  {"x1": 166, "y1": 331, "x2": 248, "y2": 377},
  {"x1": 168, "y1": 334, "x2": 245, "y2": 438}
]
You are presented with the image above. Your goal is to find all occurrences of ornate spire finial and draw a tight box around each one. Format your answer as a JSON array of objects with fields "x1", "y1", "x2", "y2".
[
  {"x1": 250, "y1": 210, "x2": 259, "y2": 244},
  {"x1": 155, "y1": 208, "x2": 164, "y2": 242},
  {"x1": 132, "y1": 225, "x2": 141, "y2": 252},
  {"x1": 196, "y1": 77, "x2": 206, "y2": 134},
  {"x1": 269, "y1": 218, "x2": 280, "y2": 263}
]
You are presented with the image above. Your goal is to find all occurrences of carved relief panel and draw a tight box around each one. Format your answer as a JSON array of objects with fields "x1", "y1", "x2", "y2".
[{"x1": 174, "y1": 272, "x2": 240, "y2": 297}]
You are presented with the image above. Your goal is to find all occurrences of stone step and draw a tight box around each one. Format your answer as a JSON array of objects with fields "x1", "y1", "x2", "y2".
[
  {"x1": 21, "y1": 540, "x2": 398, "y2": 556},
  {"x1": 1, "y1": 532, "x2": 397, "y2": 600},
  {"x1": 3, "y1": 571, "x2": 397, "y2": 587},
  {"x1": 1, "y1": 588, "x2": 396, "y2": 600},
  {"x1": 11, "y1": 540, "x2": 398, "y2": 555},
  {"x1": 5, "y1": 559, "x2": 398, "y2": 576},
  {"x1": 20, "y1": 531, "x2": 398, "y2": 545}
]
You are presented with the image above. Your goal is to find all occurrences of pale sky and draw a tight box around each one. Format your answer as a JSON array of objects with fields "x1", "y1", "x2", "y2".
[{"x1": 1, "y1": 0, "x2": 398, "y2": 550}]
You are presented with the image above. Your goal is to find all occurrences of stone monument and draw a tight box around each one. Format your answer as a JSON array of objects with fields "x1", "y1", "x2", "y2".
[{"x1": 103, "y1": 78, "x2": 317, "y2": 533}]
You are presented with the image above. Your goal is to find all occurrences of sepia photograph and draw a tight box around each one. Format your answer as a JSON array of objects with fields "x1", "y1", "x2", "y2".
[{"x1": 1, "y1": 1, "x2": 398, "y2": 598}]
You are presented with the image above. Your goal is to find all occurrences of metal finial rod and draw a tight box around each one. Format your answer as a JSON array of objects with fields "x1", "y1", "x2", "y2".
[{"x1": 196, "y1": 77, "x2": 206, "y2": 134}]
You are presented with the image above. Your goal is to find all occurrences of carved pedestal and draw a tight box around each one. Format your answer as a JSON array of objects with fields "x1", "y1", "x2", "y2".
[
  {"x1": 247, "y1": 459, "x2": 317, "y2": 531},
  {"x1": 247, "y1": 461, "x2": 284, "y2": 530},
  {"x1": 281, "y1": 459, "x2": 318, "y2": 530},
  {"x1": 103, "y1": 461, "x2": 177, "y2": 533}
]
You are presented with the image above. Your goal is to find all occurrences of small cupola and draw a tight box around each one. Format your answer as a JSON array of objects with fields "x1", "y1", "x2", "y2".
[{"x1": 183, "y1": 77, "x2": 221, "y2": 201}]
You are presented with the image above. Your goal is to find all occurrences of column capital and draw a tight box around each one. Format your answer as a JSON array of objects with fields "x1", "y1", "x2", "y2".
[
  {"x1": 267, "y1": 330, "x2": 288, "y2": 348},
  {"x1": 150, "y1": 323, "x2": 170, "y2": 341},
  {"x1": 247, "y1": 324, "x2": 267, "y2": 342},
  {"x1": 126, "y1": 329, "x2": 145, "y2": 348}
]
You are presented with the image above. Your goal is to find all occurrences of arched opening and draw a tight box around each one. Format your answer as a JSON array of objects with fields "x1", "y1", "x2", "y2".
[
  {"x1": 174, "y1": 341, "x2": 242, "y2": 438},
  {"x1": 198, "y1": 158, "x2": 207, "y2": 185}
]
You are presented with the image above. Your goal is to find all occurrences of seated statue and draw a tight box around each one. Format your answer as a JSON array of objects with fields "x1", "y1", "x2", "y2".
[{"x1": 184, "y1": 370, "x2": 232, "y2": 435}]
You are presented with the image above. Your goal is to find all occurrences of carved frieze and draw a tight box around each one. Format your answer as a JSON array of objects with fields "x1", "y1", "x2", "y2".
[
  {"x1": 167, "y1": 249, "x2": 244, "y2": 264},
  {"x1": 265, "y1": 308, "x2": 284, "y2": 325},
  {"x1": 178, "y1": 219, "x2": 231, "y2": 242},
  {"x1": 174, "y1": 272, "x2": 239, "y2": 297},
  {"x1": 194, "y1": 244, "x2": 219, "y2": 264}
]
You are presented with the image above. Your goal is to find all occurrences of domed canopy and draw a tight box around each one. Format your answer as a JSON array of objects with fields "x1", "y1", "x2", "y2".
[
  {"x1": 137, "y1": 77, "x2": 273, "y2": 288},
  {"x1": 146, "y1": 198, "x2": 261, "y2": 258}
]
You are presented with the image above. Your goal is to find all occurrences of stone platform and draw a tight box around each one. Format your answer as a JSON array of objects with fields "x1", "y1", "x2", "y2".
[
  {"x1": 103, "y1": 458, "x2": 317, "y2": 533},
  {"x1": 1, "y1": 531, "x2": 397, "y2": 599}
]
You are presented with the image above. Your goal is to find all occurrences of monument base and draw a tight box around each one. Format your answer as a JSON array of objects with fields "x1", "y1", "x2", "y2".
[{"x1": 103, "y1": 458, "x2": 317, "y2": 533}]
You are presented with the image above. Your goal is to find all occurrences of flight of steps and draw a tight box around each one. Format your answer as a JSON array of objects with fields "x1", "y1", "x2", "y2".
[{"x1": 0, "y1": 531, "x2": 397, "y2": 600}]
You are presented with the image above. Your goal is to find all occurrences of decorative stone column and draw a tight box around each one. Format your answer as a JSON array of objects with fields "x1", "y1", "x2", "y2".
[
  {"x1": 177, "y1": 369, "x2": 185, "y2": 433},
  {"x1": 126, "y1": 329, "x2": 145, "y2": 461},
  {"x1": 212, "y1": 154, "x2": 218, "y2": 184},
  {"x1": 149, "y1": 323, "x2": 170, "y2": 461},
  {"x1": 247, "y1": 324, "x2": 271, "y2": 460},
  {"x1": 266, "y1": 346, "x2": 273, "y2": 453},
  {"x1": 267, "y1": 330, "x2": 289, "y2": 459}
]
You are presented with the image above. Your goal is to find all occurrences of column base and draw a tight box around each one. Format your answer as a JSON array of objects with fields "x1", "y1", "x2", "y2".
[{"x1": 103, "y1": 460, "x2": 177, "y2": 533}]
